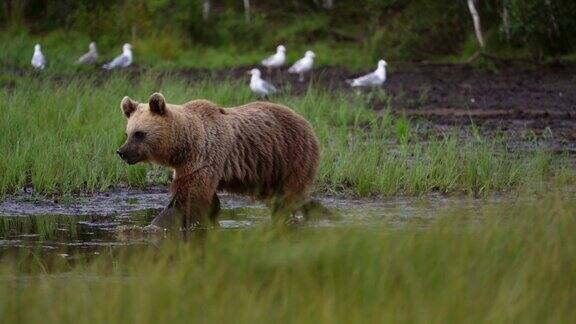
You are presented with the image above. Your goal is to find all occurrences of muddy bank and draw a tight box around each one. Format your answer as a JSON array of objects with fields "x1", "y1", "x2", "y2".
[
  {"x1": 267, "y1": 63, "x2": 576, "y2": 151},
  {"x1": 0, "y1": 187, "x2": 259, "y2": 217},
  {"x1": 4, "y1": 62, "x2": 574, "y2": 113},
  {"x1": 0, "y1": 186, "x2": 492, "y2": 221}
]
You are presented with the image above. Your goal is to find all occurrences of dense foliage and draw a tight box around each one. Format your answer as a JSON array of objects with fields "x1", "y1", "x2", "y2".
[{"x1": 1, "y1": 0, "x2": 574, "y2": 60}]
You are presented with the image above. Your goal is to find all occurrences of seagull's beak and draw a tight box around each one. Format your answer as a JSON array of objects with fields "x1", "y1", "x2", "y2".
[{"x1": 246, "y1": 71, "x2": 252, "y2": 75}]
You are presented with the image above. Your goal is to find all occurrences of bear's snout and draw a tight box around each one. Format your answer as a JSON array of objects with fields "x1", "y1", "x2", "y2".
[{"x1": 116, "y1": 146, "x2": 141, "y2": 165}]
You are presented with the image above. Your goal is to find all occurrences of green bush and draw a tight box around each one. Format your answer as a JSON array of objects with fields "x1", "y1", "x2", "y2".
[
  {"x1": 506, "y1": 0, "x2": 576, "y2": 54},
  {"x1": 1, "y1": 0, "x2": 573, "y2": 60}
]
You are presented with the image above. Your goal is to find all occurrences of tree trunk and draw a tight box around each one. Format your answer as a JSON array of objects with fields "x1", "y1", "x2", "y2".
[
  {"x1": 467, "y1": 0, "x2": 485, "y2": 48},
  {"x1": 502, "y1": 5, "x2": 511, "y2": 42},
  {"x1": 5, "y1": 0, "x2": 11, "y2": 20},
  {"x1": 243, "y1": 0, "x2": 250, "y2": 23},
  {"x1": 544, "y1": 0, "x2": 559, "y2": 35},
  {"x1": 202, "y1": 0, "x2": 210, "y2": 21}
]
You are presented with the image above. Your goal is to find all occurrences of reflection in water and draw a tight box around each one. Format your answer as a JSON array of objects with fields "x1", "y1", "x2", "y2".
[{"x1": 0, "y1": 192, "x2": 538, "y2": 258}]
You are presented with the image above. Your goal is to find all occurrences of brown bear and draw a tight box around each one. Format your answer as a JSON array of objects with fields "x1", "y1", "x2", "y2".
[{"x1": 117, "y1": 93, "x2": 320, "y2": 228}]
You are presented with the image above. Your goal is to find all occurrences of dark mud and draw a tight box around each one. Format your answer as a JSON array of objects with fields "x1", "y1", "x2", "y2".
[
  {"x1": 378, "y1": 63, "x2": 576, "y2": 152},
  {"x1": 230, "y1": 63, "x2": 575, "y2": 152},
  {"x1": 308, "y1": 63, "x2": 575, "y2": 151}
]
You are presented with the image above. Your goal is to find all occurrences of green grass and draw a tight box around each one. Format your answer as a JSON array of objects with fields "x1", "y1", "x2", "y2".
[
  {"x1": 0, "y1": 73, "x2": 574, "y2": 197},
  {"x1": 0, "y1": 30, "x2": 376, "y2": 72},
  {"x1": 0, "y1": 214, "x2": 94, "y2": 240},
  {"x1": 0, "y1": 192, "x2": 575, "y2": 323}
]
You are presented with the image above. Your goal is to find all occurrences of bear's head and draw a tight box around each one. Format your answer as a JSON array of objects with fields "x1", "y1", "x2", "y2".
[{"x1": 117, "y1": 93, "x2": 173, "y2": 166}]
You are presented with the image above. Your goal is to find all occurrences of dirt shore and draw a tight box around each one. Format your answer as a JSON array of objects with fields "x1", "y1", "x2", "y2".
[{"x1": 231, "y1": 63, "x2": 576, "y2": 151}]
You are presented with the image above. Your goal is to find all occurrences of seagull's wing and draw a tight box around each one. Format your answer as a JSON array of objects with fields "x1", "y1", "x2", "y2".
[
  {"x1": 77, "y1": 53, "x2": 89, "y2": 64},
  {"x1": 77, "y1": 51, "x2": 97, "y2": 64},
  {"x1": 349, "y1": 72, "x2": 383, "y2": 87},
  {"x1": 103, "y1": 53, "x2": 129, "y2": 69},
  {"x1": 288, "y1": 58, "x2": 304, "y2": 73},
  {"x1": 39, "y1": 54, "x2": 46, "y2": 67},
  {"x1": 250, "y1": 81, "x2": 268, "y2": 96},
  {"x1": 263, "y1": 80, "x2": 277, "y2": 93},
  {"x1": 261, "y1": 54, "x2": 276, "y2": 66},
  {"x1": 32, "y1": 53, "x2": 46, "y2": 69},
  {"x1": 263, "y1": 53, "x2": 284, "y2": 67},
  {"x1": 106, "y1": 54, "x2": 126, "y2": 69}
]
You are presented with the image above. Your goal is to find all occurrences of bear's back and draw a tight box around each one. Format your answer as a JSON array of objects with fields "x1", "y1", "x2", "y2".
[
  {"x1": 181, "y1": 99, "x2": 228, "y2": 118},
  {"x1": 218, "y1": 101, "x2": 319, "y2": 200}
]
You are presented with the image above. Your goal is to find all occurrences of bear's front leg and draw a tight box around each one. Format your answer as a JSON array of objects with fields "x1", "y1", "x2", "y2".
[
  {"x1": 149, "y1": 197, "x2": 184, "y2": 230},
  {"x1": 174, "y1": 192, "x2": 220, "y2": 229},
  {"x1": 169, "y1": 171, "x2": 220, "y2": 229},
  {"x1": 150, "y1": 193, "x2": 220, "y2": 230}
]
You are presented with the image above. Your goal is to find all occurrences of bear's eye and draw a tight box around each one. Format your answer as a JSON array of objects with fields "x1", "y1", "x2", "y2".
[{"x1": 133, "y1": 131, "x2": 146, "y2": 141}]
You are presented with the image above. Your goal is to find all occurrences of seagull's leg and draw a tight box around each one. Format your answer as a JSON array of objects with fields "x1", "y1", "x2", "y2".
[
  {"x1": 378, "y1": 86, "x2": 387, "y2": 101},
  {"x1": 279, "y1": 68, "x2": 285, "y2": 82},
  {"x1": 369, "y1": 88, "x2": 375, "y2": 100}
]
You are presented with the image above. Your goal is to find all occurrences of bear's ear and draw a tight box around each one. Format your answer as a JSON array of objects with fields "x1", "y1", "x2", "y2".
[
  {"x1": 148, "y1": 92, "x2": 166, "y2": 115},
  {"x1": 121, "y1": 96, "x2": 138, "y2": 118}
]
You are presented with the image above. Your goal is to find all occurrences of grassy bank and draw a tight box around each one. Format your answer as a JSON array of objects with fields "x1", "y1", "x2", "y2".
[
  {"x1": 0, "y1": 30, "x2": 375, "y2": 72},
  {"x1": 4, "y1": 30, "x2": 575, "y2": 75},
  {"x1": 0, "y1": 193, "x2": 575, "y2": 323},
  {"x1": 1, "y1": 73, "x2": 574, "y2": 197}
]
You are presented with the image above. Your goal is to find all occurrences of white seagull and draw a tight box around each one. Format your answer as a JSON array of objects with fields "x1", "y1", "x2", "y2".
[
  {"x1": 288, "y1": 50, "x2": 315, "y2": 82},
  {"x1": 76, "y1": 42, "x2": 99, "y2": 65},
  {"x1": 247, "y1": 68, "x2": 277, "y2": 98},
  {"x1": 103, "y1": 43, "x2": 132, "y2": 70},
  {"x1": 31, "y1": 44, "x2": 46, "y2": 70},
  {"x1": 346, "y1": 59, "x2": 388, "y2": 88},
  {"x1": 261, "y1": 45, "x2": 286, "y2": 73}
]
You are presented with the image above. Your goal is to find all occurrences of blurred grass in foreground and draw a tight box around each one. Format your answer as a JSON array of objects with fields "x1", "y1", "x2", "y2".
[
  {"x1": 0, "y1": 192, "x2": 575, "y2": 323},
  {"x1": 0, "y1": 73, "x2": 574, "y2": 197}
]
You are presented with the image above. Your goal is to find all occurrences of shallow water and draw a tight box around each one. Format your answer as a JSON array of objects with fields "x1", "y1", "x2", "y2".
[{"x1": 0, "y1": 188, "x2": 551, "y2": 257}]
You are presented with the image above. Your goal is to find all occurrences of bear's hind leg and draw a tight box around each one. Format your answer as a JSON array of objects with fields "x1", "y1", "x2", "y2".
[
  {"x1": 269, "y1": 193, "x2": 307, "y2": 224},
  {"x1": 270, "y1": 196, "x2": 336, "y2": 224},
  {"x1": 299, "y1": 199, "x2": 336, "y2": 220},
  {"x1": 209, "y1": 193, "x2": 221, "y2": 227}
]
